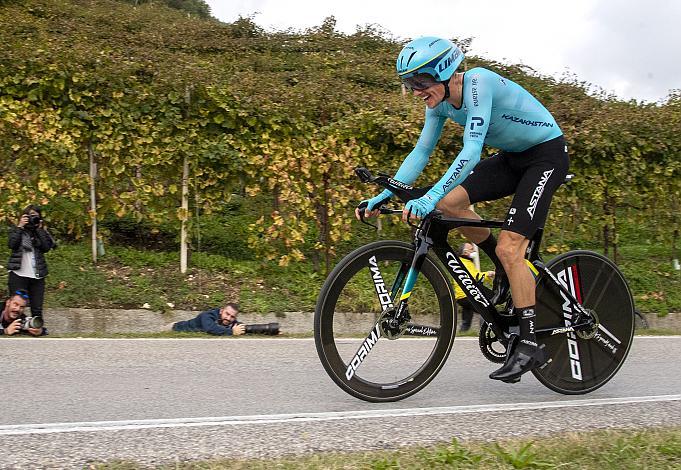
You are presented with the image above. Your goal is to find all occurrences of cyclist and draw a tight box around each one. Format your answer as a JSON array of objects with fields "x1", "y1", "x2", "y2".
[{"x1": 355, "y1": 36, "x2": 569, "y2": 382}]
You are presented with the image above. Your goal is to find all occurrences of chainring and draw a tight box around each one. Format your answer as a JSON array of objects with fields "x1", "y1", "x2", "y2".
[{"x1": 478, "y1": 321, "x2": 508, "y2": 364}]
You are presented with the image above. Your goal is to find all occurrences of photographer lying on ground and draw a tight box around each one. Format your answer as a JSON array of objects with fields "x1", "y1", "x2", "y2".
[
  {"x1": 1, "y1": 290, "x2": 46, "y2": 336},
  {"x1": 164, "y1": 303, "x2": 280, "y2": 336}
]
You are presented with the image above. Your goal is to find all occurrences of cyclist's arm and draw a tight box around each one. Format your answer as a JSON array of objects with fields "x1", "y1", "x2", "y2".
[
  {"x1": 427, "y1": 74, "x2": 493, "y2": 201},
  {"x1": 389, "y1": 108, "x2": 447, "y2": 192}
]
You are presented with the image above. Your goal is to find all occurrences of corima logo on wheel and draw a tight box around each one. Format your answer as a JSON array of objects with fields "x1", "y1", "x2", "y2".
[
  {"x1": 557, "y1": 265, "x2": 583, "y2": 381},
  {"x1": 368, "y1": 255, "x2": 394, "y2": 311},
  {"x1": 445, "y1": 253, "x2": 490, "y2": 307},
  {"x1": 346, "y1": 324, "x2": 381, "y2": 380},
  {"x1": 344, "y1": 255, "x2": 392, "y2": 381}
]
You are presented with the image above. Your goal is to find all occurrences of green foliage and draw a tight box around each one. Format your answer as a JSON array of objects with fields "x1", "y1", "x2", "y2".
[
  {"x1": 490, "y1": 442, "x2": 552, "y2": 468},
  {"x1": 367, "y1": 457, "x2": 400, "y2": 469},
  {"x1": 117, "y1": 0, "x2": 211, "y2": 18},
  {"x1": 0, "y1": 0, "x2": 679, "y2": 275},
  {"x1": 87, "y1": 428, "x2": 681, "y2": 469},
  {"x1": 614, "y1": 244, "x2": 681, "y2": 314},
  {"x1": 420, "y1": 438, "x2": 483, "y2": 466},
  {"x1": 0, "y1": 238, "x2": 677, "y2": 315}
]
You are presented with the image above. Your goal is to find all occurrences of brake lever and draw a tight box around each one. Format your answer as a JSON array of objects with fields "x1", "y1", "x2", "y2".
[
  {"x1": 405, "y1": 208, "x2": 419, "y2": 229},
  {"x1": 359, "y1": 210, "x2": 379, "y2": 230},
  {"x1": 405, "y1": 209, "x2": 442, "y2": 229}
]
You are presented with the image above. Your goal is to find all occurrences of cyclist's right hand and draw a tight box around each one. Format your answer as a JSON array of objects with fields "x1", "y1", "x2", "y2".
[{"x1": 355, "y1": 190, "x2": 392, "y2": 220}]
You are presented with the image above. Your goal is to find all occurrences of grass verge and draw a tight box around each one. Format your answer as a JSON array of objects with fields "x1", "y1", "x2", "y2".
[
  {"x1": 0, "y1": 241, "x2": 678, "y2": 316},
  {"x1": 90, "y1": 427, "x2": 681, "y2": 469}
]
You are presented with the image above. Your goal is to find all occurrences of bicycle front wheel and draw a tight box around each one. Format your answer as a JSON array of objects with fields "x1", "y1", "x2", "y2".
[
  {"x1": 314, "y1": 240, "x2": 456, "y2": 402},
  {"x1": 533, "y1": 250, "x2": 635, "y2": 394}
]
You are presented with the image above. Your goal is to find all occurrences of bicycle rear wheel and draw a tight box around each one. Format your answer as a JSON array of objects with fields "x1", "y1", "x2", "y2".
[
  {"x1": 533, "y1": 250, "x2": 635, "y2": 394},
  {"x1": 314, "y1": 240, "x2": 456, "y2": 402}
]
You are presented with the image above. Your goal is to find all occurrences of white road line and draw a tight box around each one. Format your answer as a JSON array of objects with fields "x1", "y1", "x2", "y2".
[{"x1": 2, "y1": 395, "x2": 679, "y2": 436}]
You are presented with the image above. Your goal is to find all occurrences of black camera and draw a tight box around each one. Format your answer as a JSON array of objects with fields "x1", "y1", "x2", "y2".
[
  {"x1": 20, "y1": 316, "x2": 44, "y2": 330},
  {"x1": 25, "y1": 214, "x2": 42, "y2": 230},
  {"x1": 245, "y1": 322, "x2": 280, "y2": 335}
]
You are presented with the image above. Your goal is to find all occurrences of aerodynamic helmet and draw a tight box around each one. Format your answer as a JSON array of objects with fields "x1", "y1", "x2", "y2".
[{"x1": 396, "y1": 36, "x2": 464, "y2": 86}]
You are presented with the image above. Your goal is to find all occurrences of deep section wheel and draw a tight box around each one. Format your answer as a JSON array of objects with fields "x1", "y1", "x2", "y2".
[
  {"x1": 314, "y1": 240, "x2": 456, "y2": 402},
  {"x1": 533, "y1": 250, "x2": 635, "y2": 394}
]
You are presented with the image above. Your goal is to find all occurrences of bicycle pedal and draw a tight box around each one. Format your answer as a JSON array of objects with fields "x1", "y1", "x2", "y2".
[{"x1": 502, "y1": 376, "x2": 521, "y2": 384}]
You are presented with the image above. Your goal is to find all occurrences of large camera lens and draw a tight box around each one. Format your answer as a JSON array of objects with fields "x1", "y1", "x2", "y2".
[
  {"x1": 20, "y1": 316, "x2": 44, "y2": 330},
  {"x1": 244, "y1": 322, "x2": 280, "y2": 335}
]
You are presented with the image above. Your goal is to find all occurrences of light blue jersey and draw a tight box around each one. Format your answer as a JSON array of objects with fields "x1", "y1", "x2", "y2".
[{"x1": 392, "y1": 67, "x2": 563, "y2": 201}]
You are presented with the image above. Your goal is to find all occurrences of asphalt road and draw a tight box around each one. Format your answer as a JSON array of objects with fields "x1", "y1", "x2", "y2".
[{"x1": 1, "y1": 336, "x2": 680, "y2": 468}]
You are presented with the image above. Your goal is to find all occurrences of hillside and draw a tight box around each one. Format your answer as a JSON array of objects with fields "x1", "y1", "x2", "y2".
[{"x1": 0, "y1": 0, "x2": 679, "y2": 271}]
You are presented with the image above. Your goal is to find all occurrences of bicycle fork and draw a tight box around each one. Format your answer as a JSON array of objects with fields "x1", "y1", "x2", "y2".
[{"x1": 344, "y1": 235, "x2": 433, "y2": 381}]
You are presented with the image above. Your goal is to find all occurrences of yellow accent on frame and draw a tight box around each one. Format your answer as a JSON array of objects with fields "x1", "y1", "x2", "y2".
[{"x1": 525, "y1": 259, "x2": 539, "y2": 277}]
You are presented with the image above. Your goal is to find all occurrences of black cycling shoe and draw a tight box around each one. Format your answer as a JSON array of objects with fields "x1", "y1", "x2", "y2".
[
  {"x1": 489, "y1": 343, "x2": 547, "y2": 383},
  {"x1": 493, "y1": 334, "x2": 520, "y2": 382},
  {"x1": 490, "y1": 271, "x2": 510, "y2": 305}
]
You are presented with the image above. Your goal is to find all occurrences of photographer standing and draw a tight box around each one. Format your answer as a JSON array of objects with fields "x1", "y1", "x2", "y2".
[{"x1": 7, "y1": 205, "x2": 56, "y2": 319}]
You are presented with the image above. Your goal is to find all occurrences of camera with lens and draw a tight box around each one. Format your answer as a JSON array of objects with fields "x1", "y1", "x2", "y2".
[
  {"x1": 25, "y1": 214, "x2": 42, "y2": 230},
  {"x1": 20, "y1": 316, "x2": 44, "y2": 331},
  {"x1": 244, "y1": 322, "x2": 280, "y2": 335}
]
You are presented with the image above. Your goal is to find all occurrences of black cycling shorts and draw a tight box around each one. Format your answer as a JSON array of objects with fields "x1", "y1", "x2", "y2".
[{"x1": 460, "y1": 135, "x2": 569, "y2": 239}]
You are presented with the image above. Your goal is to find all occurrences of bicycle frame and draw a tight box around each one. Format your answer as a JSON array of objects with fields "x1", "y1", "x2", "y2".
[
  {"x1": 355, "y1": 168, "x2": 590, "y2": 345},
  {"x1": 401, "y1": 212, "x2": 542, "y2": 342}
]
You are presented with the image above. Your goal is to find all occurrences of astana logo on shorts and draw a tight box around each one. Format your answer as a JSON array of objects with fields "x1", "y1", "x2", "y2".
[{"x1": 527, "y1": 169, "x2": 554, "y2": 220}]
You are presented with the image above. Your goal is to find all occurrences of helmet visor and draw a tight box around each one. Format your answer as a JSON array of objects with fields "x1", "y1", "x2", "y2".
[{"x1": 401, "y1": 73, "x2": 440, "y2": 91}]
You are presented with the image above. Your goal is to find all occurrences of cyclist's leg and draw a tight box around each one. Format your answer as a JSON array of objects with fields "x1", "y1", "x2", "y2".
[
  {"x1": 495, "y1": 136, "x2": 570, "y2": 301},
  {"x1": 438, "y1": 153, "x2": 519, "y2": 269},
  {"x1": 497, "y1": 231, "x2": 534, "y2": 307},
  {"x1": 490, "y1": 137, "x2": 569, "y2": 382},
  {"x1": 436, "y1": 186, "x2": 487, "y2": 242}
]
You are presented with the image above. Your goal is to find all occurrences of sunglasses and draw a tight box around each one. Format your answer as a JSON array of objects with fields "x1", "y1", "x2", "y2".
[
  {"x1": 14, "y1": 290, "x2": 30, "y2": 300},
  {"x1": 401, "y1": 73, "x2": 441, "y2": 91}
]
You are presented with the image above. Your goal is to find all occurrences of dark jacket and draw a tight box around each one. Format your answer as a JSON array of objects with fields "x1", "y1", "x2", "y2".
[
  {"x1": 172, "y1": 308, "x2": 241, "y2": 335},
  {"x1": 0, "y1": 312, "x2": 47, "y2": 336},
  {"x1": 7, "y1": 226, "x2": 56, "y2": 278}
]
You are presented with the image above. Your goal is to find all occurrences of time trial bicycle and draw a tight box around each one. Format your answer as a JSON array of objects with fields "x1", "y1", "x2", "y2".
[{"x1": 314, "y1": 168, "x2": 635, "y2": 402}]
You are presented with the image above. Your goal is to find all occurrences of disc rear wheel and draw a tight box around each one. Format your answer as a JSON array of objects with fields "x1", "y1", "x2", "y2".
[{"x1": 533, "y1": 250, "x2": 635, "y2": 394}]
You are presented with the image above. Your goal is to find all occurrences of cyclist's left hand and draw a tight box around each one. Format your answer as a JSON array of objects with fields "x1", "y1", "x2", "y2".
[{"x1": 402, "y1": 194, "x2": 437, "y2": 222}]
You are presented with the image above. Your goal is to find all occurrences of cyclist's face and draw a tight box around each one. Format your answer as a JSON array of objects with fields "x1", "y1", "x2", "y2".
[{"x1": 411, "y1": 82, "x2": 445, "y2": 108}]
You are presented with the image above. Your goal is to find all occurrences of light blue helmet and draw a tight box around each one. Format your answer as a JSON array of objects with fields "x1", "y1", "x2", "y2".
[{"x1": 396, "y1": 36, "x2": 464, "y2": 82}]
